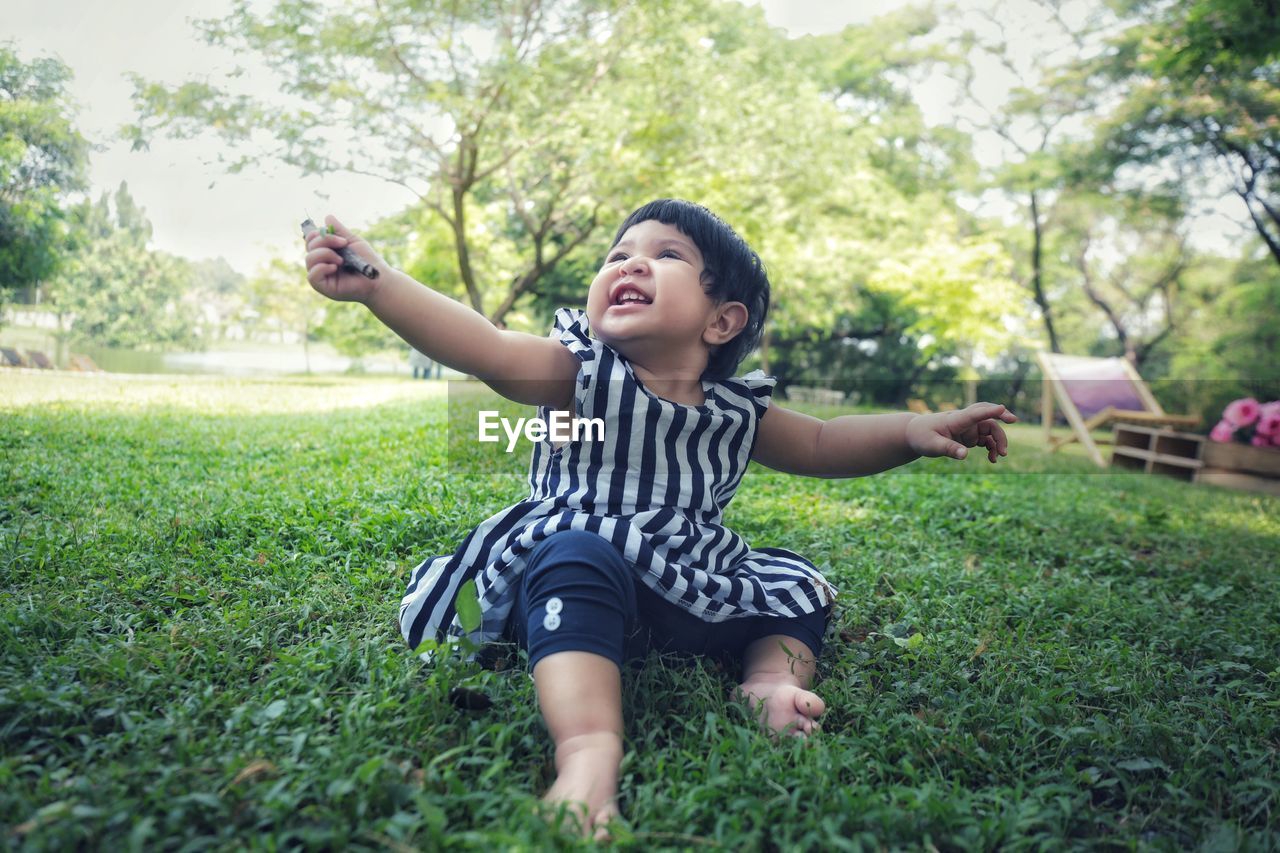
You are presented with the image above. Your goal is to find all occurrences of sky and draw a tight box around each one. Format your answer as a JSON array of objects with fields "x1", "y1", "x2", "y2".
[{"x1": 7, "y1": 0, "x2": 1246, "y2": 277}]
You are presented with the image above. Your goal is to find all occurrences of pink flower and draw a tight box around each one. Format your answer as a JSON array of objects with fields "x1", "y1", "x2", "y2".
[
  {"x1": 1209, "y1": 420, "x2": 1236, "y2": 442},
  {"x1": 1251, "y1": 434, "x2": 1271, "y2": 448},
  {"x1": 1223, "y1": 397, "x2": 1260, "y2": 428},
  {"x1": 1257, "y1": 401, "x2": 1280, "y2": 439}
]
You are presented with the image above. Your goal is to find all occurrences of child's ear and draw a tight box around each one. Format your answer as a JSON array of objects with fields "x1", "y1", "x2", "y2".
[{"x1": 704, "y1": 301, "x2": 748, "y2": 346}]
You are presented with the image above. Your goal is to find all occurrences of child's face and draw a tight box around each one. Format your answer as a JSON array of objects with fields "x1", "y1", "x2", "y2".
[{"x1": 586, "y1": 220, "x2": 728, "y2": 371}]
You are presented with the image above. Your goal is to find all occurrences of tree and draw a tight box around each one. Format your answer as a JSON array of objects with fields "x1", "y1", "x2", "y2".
[
  {"x1": 185, "y1": 257, "x2": 247, "y2": 341},
  {"x1": 1164, "y1": 251, "x2": 1280, "y2": 423},
  {"x1": 127, "y1": 0, "x2": 973, "y2": 345},
  {"x1": 1090, "y1": 0, "x2": 1280, "y2": 264},
  {"x1": 758, "y1": 6, "x2": 996, "y2": 388},
  {"x1": 129, "y1": 0, "x2": 1028, "y2": 389},
  {"x1": 0, "y1": 44, "x2": 89, "y2": 310},
  {"x1": 127, "y1": 0, "x2": 626, "y2": 327},
  {"x1": 791, "y1": 6, "x2": 976, "y2": 200},
  {"x1": 46, "y1": 183, "x2": 199, "y2": 350},
  {"x1": 313, "y1": 302, "x2": 403, "y2": 366},
  {"x1": 942, "y1": 0, "x2": 1124, "y2": 353},
  {"x1": 1052, "y1": 192, "x2": 1196, "y2": 370},
  {"x1": 244, "y1": 258, "x2": 325, "y2": 370},
  {"x1": 868, "y1": 224, "x2": 1023, "y2": 370}
]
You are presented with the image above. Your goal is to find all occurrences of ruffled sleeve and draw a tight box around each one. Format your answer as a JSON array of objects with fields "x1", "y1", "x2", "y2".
[
  {"x1": 738, "y1": 369, "x2": 776, "y2": 420},
  {"x1": 550, "y1": 308, "x2": 602, "y2": 406},
  {"x1": 552, "y1": 308, "x2": 596, "y2": 363}
]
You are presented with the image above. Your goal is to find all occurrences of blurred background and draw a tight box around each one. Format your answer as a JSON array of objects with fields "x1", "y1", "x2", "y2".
[{"x1": 3, "y1": 0, "x2": 1277, "y2": 425}]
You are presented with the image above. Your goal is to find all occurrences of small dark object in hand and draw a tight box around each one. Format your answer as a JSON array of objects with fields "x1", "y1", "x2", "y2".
[
  {"x1": 448, "y1": 686, "x2": 493, "y2": 711},
  {"x1": 301, "y1": 218, "x2": 379, "y2": 279}
]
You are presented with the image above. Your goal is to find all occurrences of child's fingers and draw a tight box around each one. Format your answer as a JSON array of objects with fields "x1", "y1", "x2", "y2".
[
  {"x1": 970, "y1": 423, "x2": 1007, "y2": 463},
  {"x1": 993, "y1": 422, "x2": 1009, "y2": 456},
  {"x1": 305, "y1": 231, "x2": 348, "y2": 254},
  {"x1": 324, "y1": 214, "x2": 357, "y2": 240},
  {"x1": 922, "y1": 431, "x2": 969, "y2": 460},
  {"x1": 949, "y1": 403, "x2": 1003, "y2": 432},
  {"x1": 306, "y1": 261, "x2": 338, "y2": 288},
  {"x1": 305, "y1": 248, "x2": 347, "y2": 282},
  {"x1": 962, "y1": 402, "x2": 1018, "y2": 426}
]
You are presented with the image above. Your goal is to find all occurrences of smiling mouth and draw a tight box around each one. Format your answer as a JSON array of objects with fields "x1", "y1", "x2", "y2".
[{"x1": 611, "y1": 284, "x2": 652, "y2": 306}]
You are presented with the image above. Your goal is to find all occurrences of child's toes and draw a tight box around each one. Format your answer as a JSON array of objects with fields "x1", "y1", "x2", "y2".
[{"x1": 793, "y1": 688, "x2": 826, "y2": 722}]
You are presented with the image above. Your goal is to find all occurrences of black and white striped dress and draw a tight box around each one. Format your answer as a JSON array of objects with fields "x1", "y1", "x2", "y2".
[{"x1": 399, "y1": 308, "x2": 836, "y2": 652}]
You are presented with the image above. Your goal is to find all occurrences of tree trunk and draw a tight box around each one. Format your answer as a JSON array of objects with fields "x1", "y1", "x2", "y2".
[
  {"x1": 1029, "y1": 190, "x2": 1061, "y2": 352},
  {"x1": 302, "y1": 318, "x2": 311, "y2": 375},
  {"x1": 451, "y1": 186, "x2": 484, "y2": 314},
  {"x1": 1241, "y1": 190, "x2": 1280, "y2": 266},
  {"x1": 1077, "y1": 249, "x2": 1132, "y2": 363}
]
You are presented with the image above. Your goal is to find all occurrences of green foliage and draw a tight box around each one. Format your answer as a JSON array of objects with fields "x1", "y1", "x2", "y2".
[
  {"x1": 243, "y1": 258, "x2": 320, "y2": 347},
  {"x1": 1090, "y1": 0, "x2": 1280, "y2": 262},
  {"x1": 126, "y1": 0, "x2": 628, "y2": 322},
  {"x1": 126, "y1": 0, "x2": 1013, "y2": 375},
  {"x1": 312, "y1": 301, "x2": 402, "y2": 360},
  {"x1": 868, "y1": 227, "x2": 1023, "y2": 361},
  {"x1": 3, "y1": 374, "x2": 1278, "y2": 847},
  {"x1": 794, "y1": 6, "x2": 977, "y2": 198},
  {"x1": 43, "y1": 183, "x2": 199, "y2": 350},
  {"x1": 0, "y1": 45, "x2": 89, "y2": 304},
  {"x1": 1163, "y1": 253, "x2": 1280, "y2": 422},
  {"x1": 103, "y1": 0, "x2": 1277, "y2": 392}
]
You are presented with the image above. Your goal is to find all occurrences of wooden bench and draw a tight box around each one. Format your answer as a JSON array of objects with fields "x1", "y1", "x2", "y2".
[
  {"x1": 69, "y1": 354, "x2": 102, "y2": 372},
  {"x1": 784, "y1": 386, "x2": 847, "y2": 406},
  {"x1": 26, "y1": 350, "x2": 54, "y2": 369}
]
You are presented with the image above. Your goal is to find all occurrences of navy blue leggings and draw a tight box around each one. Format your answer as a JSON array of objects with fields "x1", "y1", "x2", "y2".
[{"x1": 508, "y1": 530, "x2": 826, "y2": 671}]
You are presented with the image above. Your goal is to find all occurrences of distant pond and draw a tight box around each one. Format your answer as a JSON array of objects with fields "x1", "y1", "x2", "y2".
[{"x1": 75, "y1": 343, "x2": 410, "y2": 377}]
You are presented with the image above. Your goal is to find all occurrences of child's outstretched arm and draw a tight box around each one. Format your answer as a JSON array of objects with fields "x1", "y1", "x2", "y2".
[
  {"x1": 304, "y1": 215, "x2": 579, "y2": 407},
  {"x1": 753, "y1": 402, "x2": 1017, "y2": 478}
]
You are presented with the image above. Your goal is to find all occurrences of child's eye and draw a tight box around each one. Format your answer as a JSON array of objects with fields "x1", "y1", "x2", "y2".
[
  {"x1": 660, "y1": 250, "x2": 683, "y2": 260},
  {"x1": 607, "y1": 252, "x2": 628, "y2": 264}
]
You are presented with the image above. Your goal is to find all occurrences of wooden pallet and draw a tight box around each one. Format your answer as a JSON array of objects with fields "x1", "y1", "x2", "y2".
[
  {"x1": 1110, "y1": 423, "x2": 1280, "y2": 495},
  {"x1": 1111, "y1": 424, "x2": 1204, "y2": 482}
]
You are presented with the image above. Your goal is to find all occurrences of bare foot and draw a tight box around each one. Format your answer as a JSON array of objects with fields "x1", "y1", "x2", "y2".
[
  {"x1": 737, "y1": 677, "x2": 826, "y2": 738},
  {"x1": 541, "y1": 731, "x2": 623, "y2": 840}
]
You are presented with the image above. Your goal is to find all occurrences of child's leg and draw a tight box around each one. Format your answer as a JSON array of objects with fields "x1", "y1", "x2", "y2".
[
  {"x1": 533, "y1": 651, "x2": 623, "y2": 835},
  {"x1": 513, "y1": 530, "x2": 638, "y2": 835}
]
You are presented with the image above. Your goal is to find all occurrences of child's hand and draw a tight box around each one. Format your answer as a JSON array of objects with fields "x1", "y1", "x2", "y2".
[
  {"x1": 304, "y1": 215, "x2": 388, "y2": 303},
  {"x1": 906, "y1": 402, "x2": 1017, "y2": 463}
]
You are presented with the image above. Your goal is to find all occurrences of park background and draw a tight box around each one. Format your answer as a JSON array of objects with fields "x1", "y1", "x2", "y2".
[
  {"x1": 3, "y1": 0, "x2": 1279, "y2": 848},
  {"x1": 4, "y1": 0, "x2": 1278, "y2": 417}
]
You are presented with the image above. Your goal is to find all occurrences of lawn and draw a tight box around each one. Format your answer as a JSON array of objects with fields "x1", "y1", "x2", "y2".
[{"x1": 2, "y1": 372, "x2": 1277, "y2": 850}]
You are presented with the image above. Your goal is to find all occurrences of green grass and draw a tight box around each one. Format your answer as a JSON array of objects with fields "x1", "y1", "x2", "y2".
[{"x1": 2, "y1": 372, "x2": 1277, "y2": 850}]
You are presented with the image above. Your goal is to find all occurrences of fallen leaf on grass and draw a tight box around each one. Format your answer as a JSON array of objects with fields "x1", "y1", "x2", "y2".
[
  {"x1": 11, "y1": 800, "x2": 72, "y2": 837},
  {"x1": 231, "y1": 760, "x2": 277, "y2": 786}
]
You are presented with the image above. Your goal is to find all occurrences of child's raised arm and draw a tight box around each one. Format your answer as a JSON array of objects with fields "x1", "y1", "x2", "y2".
[
  {"x1": 753, "y1": 402, "x2": 1017, "y2": 478},
  {"x1": 305, "y1": 215, "x2": 579, "y2": 407}
]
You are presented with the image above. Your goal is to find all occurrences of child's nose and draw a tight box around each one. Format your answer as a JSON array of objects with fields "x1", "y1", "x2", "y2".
[{"x1": 620, "y1": 256, "x2": 650, "y2": 276}]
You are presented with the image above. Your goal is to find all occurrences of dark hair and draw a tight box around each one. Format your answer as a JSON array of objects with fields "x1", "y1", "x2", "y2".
[{"x1": 612, "y1": 198, "x2": 770, "y2": 381}]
